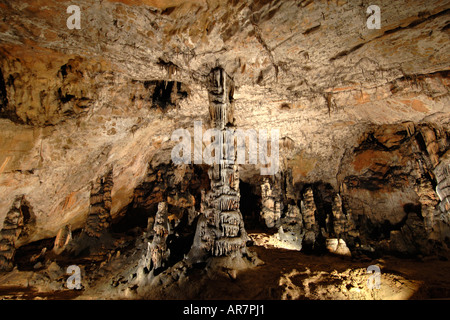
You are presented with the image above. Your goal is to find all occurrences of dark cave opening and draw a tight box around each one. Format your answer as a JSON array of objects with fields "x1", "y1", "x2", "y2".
[
  {"x1": 111, "y1": 203, "x2": 158, "y2": 234},
  {"x1": 16, "y1": 199, "x2": 36, "y2": 241},
  {"x1": 360, "y1": 213, "x2": 410, "y2": 244},
  {"x1": 151, "y1": 80, "x2": 175, "y2": 110},
  {"x1": 58, "y1": 63, "x2": 68, "y2": 79},
  {"x1": 110, "y1": 201, "x2": 196, "y2": 272},
  {"x1": 239, "y1": 180, "x2": 263, "y2": 230},
  {"x1": 144, "y1": 80, "x2": 188, "y2": 111},
  {"x1": 20, "y1": 202, "x2": 32, "y2": 225},
  {"x1": 0, "y1": 68, "x2": 7, "y2": 114},
  {"x1": 190, "y1": 164, "x2": 210, "y2": 212},
  {"x1": 415, "y1": 131, "x2": 430, "y2": 156},
  {"x1": 165, "y1": 207, "x2": 196, "y2": 269},
  {"x1": 14, "y1": 237, "x2": 56, "y2": 271},
  {"x1": 310, "y1": 183, "x2": 334, "y2": 230},
  {"x1": 404, "y1": 202, "x2": 423, "y2": 219},
  {"x1": 57, "y1": 87, "x2": 75, "y2": 104},
  {"x1": 370, "y1": 219, "x2": 398, "y2": 240}
]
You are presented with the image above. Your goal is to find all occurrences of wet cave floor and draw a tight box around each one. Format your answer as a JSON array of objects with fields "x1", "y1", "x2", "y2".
[{"x1": 1, "y1": 231, "x2": 450, "y2": 300}]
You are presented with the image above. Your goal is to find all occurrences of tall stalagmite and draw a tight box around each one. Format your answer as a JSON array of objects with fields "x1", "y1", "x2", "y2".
[
  {"x1": 0, "y1": 196, "x2": 31, "y2": 271},
  {"x1": 136, "y1": 201, "x2": 170, "y2": 281},
  {"x1": 187, "y1": 67, "x2": 250, "y2": 264},
  {"x1": 84, "y1": 167, "x2": 114, "y2": 238}
]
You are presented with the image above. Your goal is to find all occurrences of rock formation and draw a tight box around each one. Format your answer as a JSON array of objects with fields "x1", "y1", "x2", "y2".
[
  {"x1": 84, "y1": 168, "x2": 114, "y2": 238},
  {"x1": 300, "y1": 187, "x2": 321, "y2": 250},
  {"x1": 137, "y1": 202, "x2": 170, "y2": 281},
  {"x1": 326, "y1": 238, "x2": 351, "y2": 257},
  {"x1": 52, "y1": 224, "x2": 72, "y2": 255},
  {"x1": 275, "y1": 204, "x2": 304, "y2": 251},
  {"x1": 187, "y1": 67, "x2": 250, "y2": 265},
  {"x1": 0, "y1": 196, "x2": 33, "y2": 271},
  {"x1": 260, "y1": 177, "x2": 282, "y2": 228},
  {"x1": 0, "y1": 0, "x2": 448, "y2": 301}
]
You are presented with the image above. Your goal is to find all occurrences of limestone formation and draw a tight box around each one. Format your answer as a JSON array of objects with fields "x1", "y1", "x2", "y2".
[
  {"x1": 85, "y1": 168, "x2": 114, "y2": 238},
  {"x1": 208, "y1": 67, "x2": 235, "y2": 129},
  {"x1": 0, "y1": 196, "x2": 29, "y2": 271},
  {"x1": 435, "y1": 153, "x2": 450, "y2": 218},
  {"x1": 411, "y1": 124, "x2": 450, "y2": 244},
  {"x1": 0, "y1": 0, "x2": 448, "y2": 301},
  {"x1": 275, "y1": 204, "x2": 304, "y2": 251},
  {"x1": 53, "y1": 224, "x2": 72, "y2": 255},
  {"x1": 187, "y1": 67, "x2": 249, "y2": 263},
  {"x1": 326, "y1": 238, "x2": 351, "y2": 257},
  {"x1": 137, "y1": 202, "x2": 171, "y2": 281},
  {"x1": 328, "y1": 193, "x2": 359, "y2": 242},
  {"x1": 300, "y1": 187, "x2": 320, "y2": 250},
  {"x1": 284, "y1": 169, "x2": 296, "y2": 203},
  {"x1": 260, "y1": 177, "x2": 282, "y2": 228}
]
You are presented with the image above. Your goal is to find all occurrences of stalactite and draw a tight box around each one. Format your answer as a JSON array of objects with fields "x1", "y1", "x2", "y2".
[{"x1": 53, "y1": 224, "x2": 72, "y2": 255}]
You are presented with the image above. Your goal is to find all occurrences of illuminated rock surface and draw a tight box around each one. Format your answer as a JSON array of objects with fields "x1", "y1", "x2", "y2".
[{"x1": 0, "y1": 0, "x2": 449, "y2": 299}]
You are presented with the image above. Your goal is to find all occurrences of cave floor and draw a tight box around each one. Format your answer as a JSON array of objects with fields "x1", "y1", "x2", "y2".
[
  {"x1": 1, "y1": 232, "x2": 450, "y2": 300},
  {"x1": 133, "y1": 241, "x2": 450, "y2": 300}
]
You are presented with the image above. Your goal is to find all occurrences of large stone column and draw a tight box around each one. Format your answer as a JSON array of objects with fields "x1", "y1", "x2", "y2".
[{"x1": 187, "y1": 67, "x2": 250, "y2": 264}]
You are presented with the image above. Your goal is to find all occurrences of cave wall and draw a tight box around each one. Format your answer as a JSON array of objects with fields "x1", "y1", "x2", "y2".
[{"x1": 0, "y1": 0, "x2": 448, "y2": 257}]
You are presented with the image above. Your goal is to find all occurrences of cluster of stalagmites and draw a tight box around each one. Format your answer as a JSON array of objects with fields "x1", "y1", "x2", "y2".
[
  {"x1": 399, "y1": 124, "x2": 450, "y2": 255},
  {"x1": 258, "y1": 122, "x2": 450, "y2": 256},
  {"x1": 134, "y1": 67, "x2": 255, "y2": 285},
  {"x1": 417, "y1": 125, "x2": 450, "y2": 229},
  {"x1": 0, "y1": 168, "x2": 115, "y2": 271},
  {"x1": 260, "y1": 171, "x2": 357, "y2": 256}
]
